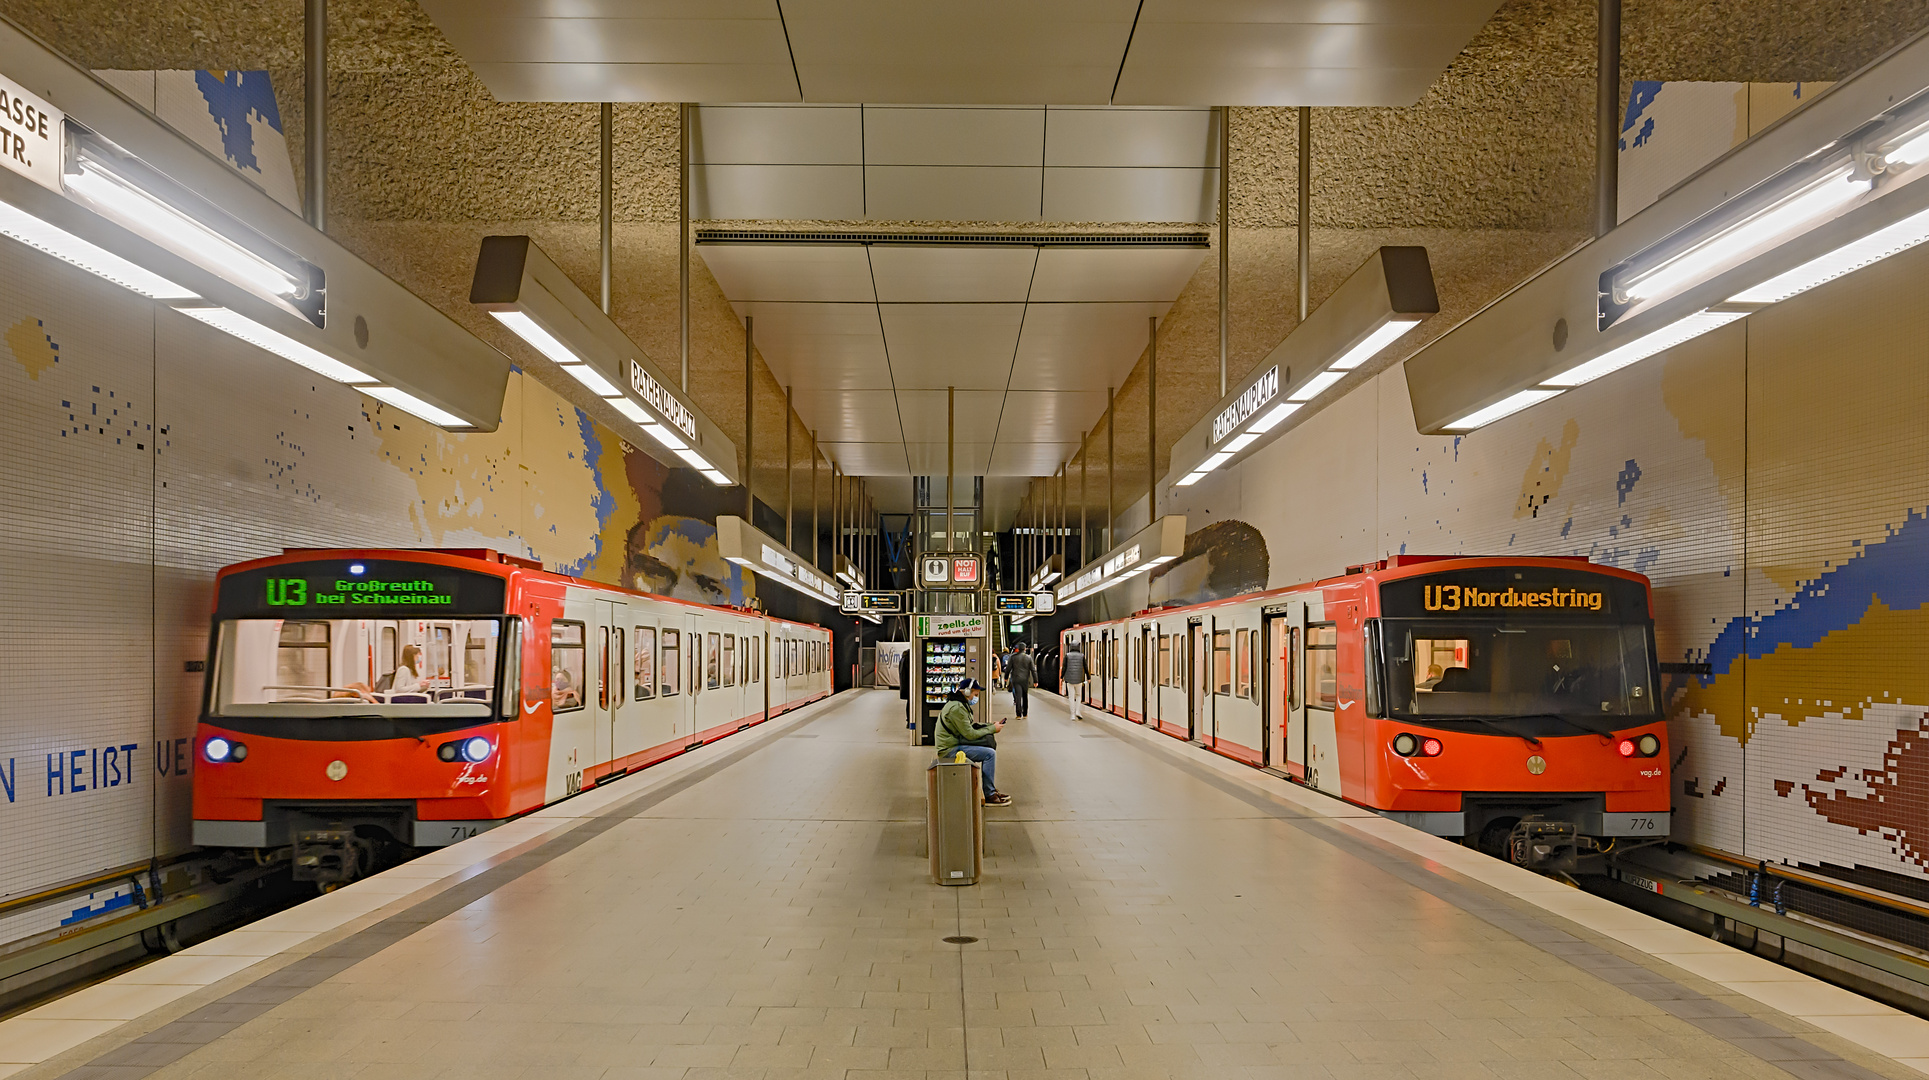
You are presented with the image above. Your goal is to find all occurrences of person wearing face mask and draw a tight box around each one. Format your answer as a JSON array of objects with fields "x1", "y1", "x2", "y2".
[{"x1": 934, "y1": 677, "x2": 1010, "y2": 806}]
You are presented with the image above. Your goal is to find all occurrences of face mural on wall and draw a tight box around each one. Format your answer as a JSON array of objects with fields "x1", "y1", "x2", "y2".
[
  {"x1": 617, "y1": 448, "x2": 754, "y2": 607},
  {"x1": 1147, "y1": 520, "x2": 1270, "y2": 608}
]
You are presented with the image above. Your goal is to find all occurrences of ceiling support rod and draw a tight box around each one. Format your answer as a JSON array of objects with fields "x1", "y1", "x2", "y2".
[
  {"x1": 1106, "y1": 386, "x2": 1115, "y2": 553},
  {"x1": 1147, "y1": 317, "x2": 1158, "y2": 524},
  {"x1": 831, "y1": 462, "x2": 841, "y2": 575},
  {"x1": 1079, "y1": 433, "x2": 1087, "y2": 572},
  {"x1": 303, "y1": 0, "x2": 326, "y2": 231},
  {"x1": 1596, "y1": 0, "x2": 1621, "y2": 237},
  {"x1": 784, "y1": 386, "x2": 793, "y2": 549},
  {"x1": 810, "y1": 431, "x2": 819, "y2": 571},
  {"x1": 945, "y1": 386, "x2": 955, "y2": 554},
  {"x1": 680, "y1": 103, "x2": 691, "y2": 390},
  {"x1": 599, "y1": 103, "x2": 613, "y2": 314},
  {"x1": 1218, "y1": 104, "x2": 1229, "y2": 396},
  {"x1": 1297, "y1": 106, "x2": 1310, "y2": 321},
  {"x1": 743, "y1": 316, "x2": 754, "y2": 521}
]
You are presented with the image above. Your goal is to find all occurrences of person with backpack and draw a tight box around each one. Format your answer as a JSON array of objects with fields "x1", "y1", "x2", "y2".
[
  {"x1": 935, "y1": 677, "x2": 1010, "y2": 805},
  {"x1": 1061, "y1": 640, "x2": 1090, "y2": 720},
  {"x1": 1005, "y1": 644, "x2": 1035, "y2": 719}
]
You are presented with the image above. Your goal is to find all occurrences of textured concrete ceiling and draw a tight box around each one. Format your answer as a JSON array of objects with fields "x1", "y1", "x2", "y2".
[{"x1": 4, "y1": 0, "x2": 1928, "y2": 527}]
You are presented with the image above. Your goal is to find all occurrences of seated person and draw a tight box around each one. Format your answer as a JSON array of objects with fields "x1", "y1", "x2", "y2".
[
  {"x1": 341, "y1": 645, "x2": 426, "y2": 701},
  {"x1": 935, "y1": 678, "x2": 1011, "y2": 806},
  {"x1": 552, "y1": 663, "x2": 581, "y2": 709},
  {"x1": 1418, "y1": 664, "x2": 1445, "y2": 690}
]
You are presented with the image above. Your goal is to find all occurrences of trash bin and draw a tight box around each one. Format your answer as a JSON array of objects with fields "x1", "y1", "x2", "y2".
[{"x1": 927, "y1": 756, "x2": 984, "y2": 885}]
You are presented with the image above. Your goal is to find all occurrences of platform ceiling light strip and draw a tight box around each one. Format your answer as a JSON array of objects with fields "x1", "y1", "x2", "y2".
[
  {"x1": 178, "y1": 305, "x2": 372, "y2": 385},
  {"x1": 0, "y1": 199, "x2": 196, "y2": 300},
  {"x1": 1173, "y1": 248, "x2": 1437, "y2": 488},
  {"x1": 471, "y1": 236, "x2": 736, "y2": 485},
  {"x1": 1055, "y1": 516, "x2": 1185, "y2": 605},
  {"x1": 1728, "y1": 204, "x2": 1929, "y2": 303},
  {"x1": 716, "y1": 515, "x2": 840, "y2": 608}
]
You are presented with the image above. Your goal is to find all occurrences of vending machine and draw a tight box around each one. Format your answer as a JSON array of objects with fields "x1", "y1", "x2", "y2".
[{"x1": 912, "y1": 613, "x2": 988, "y2": 746}]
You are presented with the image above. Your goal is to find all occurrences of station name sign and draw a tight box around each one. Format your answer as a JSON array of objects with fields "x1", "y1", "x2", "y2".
[
  {"x1": 630, "y1": 360, "x2": 697, "y2": 439},
  {"x1": 1212, "y1": 365, "x2": 1279, "y2": 444},
  {"x1": 0, "y1": 71, "x2": 62, "y2": 191}
]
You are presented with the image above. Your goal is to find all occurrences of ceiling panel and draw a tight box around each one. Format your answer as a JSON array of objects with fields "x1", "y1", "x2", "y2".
[
  {"x1": 1029, "y1": 247, "x2": 1208, "y2": 302},
  {"x1": 729, "y1": 302, "x2": 891, "y2": 388},
  {"x1": 1010, "y1": 302, "x2": 1168, "y2": 390},
  {"x1": 863, "y1": 107, "x2": 1046, "y2": 166},
  {"x1": 822, "y1": 441, "x2": 911, "y2": 475},
  {"x1": 993, "y1": 390, "x2": 1110, "y2": 436},
  {"x1": 867, "y1": 247, "x2": 1037, "y2": 304},
  {"x1": 464, "y1": 62, "x2": 802, "y2": 103},
  {"x1": 1142, "y1": 22, "x2": 1489, "y2": 69},
  {"x1": 904, "y1": 441, "x2": 996, "y2": 475},
  {"x1": 989, "y1": 441, "x2": 1083, "y2": 475},
  {"x1": 1112, "y1": 64, "x2": 1447, "y2": 107},
  {"x1": 863, "y1": 166, "x2": 1042, "y2": 222},
  {"x1": 417, "y1": 18, "x2": 789, "y2": 64},
  {"x1": 689, "y1": 164, "x2": 863, "y2": 220},
  {"x1": 691, "y1": 105, "x2": 862, "y2": 164},
  {"x1": 892, "y1": 389, "x2": 1009, "y2": 442},
  {"x1": 880, "y1": 304, "x2": 1024, "y2": 390},
  {"x1": 1043, "y1": 108, "x2": 1218, "y2": 168},
  {"x1": 700, "y1": 246, "x2": 875, "y2": 302},
  {"x1": 786, "y1": 389, "x2": 902, "y2": 443},
  {"x1": 1138, "y1": 0, "x2": 1501, "y2": 27},
  {"x1": 1042, "y1": 166, "x2": 1217, "y2": 223}
]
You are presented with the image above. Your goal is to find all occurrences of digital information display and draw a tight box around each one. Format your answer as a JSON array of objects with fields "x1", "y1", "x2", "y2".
[
  {"x1": 1380, "y1": 569, "x2": 1645, "y2": 620},
  {"x1": 994, "y1": 592, "x2": 1057, "y2": 614},
  {"x1": 841, "y1": 591, "x2": 905, "y2": 614},
  {"x1": 218, "y1": 559, "x2": 508, "y2": 619}
]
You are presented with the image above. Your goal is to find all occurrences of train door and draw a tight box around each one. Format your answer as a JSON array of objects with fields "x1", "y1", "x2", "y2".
[
  {"x1": 1305, "y1": 620, "x2": 1341, "y2": 793},
  {"x1": 1264, "y1": 604, "x2": 1303, "y2": 776},
  {"x1": 591, "y1": 600, "x2": 621, "y2": 766},
  {"x1": 1138, "y1": 626, "x2": 1151, "y2": 723},
  {"x1": 1186, "y1": 619, "x2": 1205, "y2": 741}
]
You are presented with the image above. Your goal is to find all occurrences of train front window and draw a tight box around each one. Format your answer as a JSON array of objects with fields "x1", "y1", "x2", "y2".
[
  {"x1": 1379, "y1": 620, "x2": 1655, "y2": 726},
  {"x1": 212, "y1": 618, "x2": 506, "y2": 718}
]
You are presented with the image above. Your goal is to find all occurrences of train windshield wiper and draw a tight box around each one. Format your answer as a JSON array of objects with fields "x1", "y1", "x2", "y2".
[
  {"x1": 1482, "y1": 712, "x2": 1620, "y2": 737},
  {"x1": 1438, "y1": 714, "x2": 1547, "y2": 746}
]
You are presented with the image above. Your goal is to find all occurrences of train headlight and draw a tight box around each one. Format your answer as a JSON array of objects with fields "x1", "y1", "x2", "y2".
[
  {"x1": 204, "y1": 737, "x2": 245, "y2": 763},
  {"x1": 1636, "y1": 734, "x2": 1660, "y2": 757},
  {"x1": 437, "y1": 742, "x2": 459, "y2": 762},
  {"x1": 461, "y1": 737, "x2": 493, "y2": 763},
  {"x1": 1392, "y1": 733, "x2": 1419, "y2": 757},
  {"x1": 1618, "y1": 739, "x2": 1637, "y2": 757}
]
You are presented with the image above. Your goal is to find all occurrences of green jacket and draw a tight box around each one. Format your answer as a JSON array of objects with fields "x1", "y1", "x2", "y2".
[{"x1": 935, "y1": 697, "x2": 996, "y2": 755}]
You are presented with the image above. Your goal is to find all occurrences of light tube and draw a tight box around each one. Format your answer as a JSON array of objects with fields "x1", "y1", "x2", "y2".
[
  {"x1": 1615, "y1": 170, "x2": 1870, "y2": 305},
  {"x1": 1882, "y1": 123, "x2": 1929, "y2": 168},
  {"x1": 1442, "y1": 389, "x2": 1564, "y2": 432},
  {"x1": 608, "y1": 397, "x2": 649, "y2": 423},
  {"x1": 1729, "y1": 206, "x2": 1929, "y2": 303},
  {"x1": 1173, "y1": 470, "x2": 1208, "y2": 487},
  {"x1": 702, "y1": 469, "x2": 730, "y2": 484},
  {"x1": 1223, "y1": 431, "x2": 1261, "y2": 451},
  {"x1": 676, "y1": 447, "x2": 733, "y2": 485},
  {"x1": 1329, "y1": 317, "x2": 1423, "y2": 370},
  {"x1": 178, "y1": 305, "x2": 374, "y2": 385},
  {"x1": 0, "y1": 200, "x2": 196, "y2": 300},
  {"x1": 1288, "y1": 370, "x2": 1346, "y2": 402},
  {"x1": 1197, "y1": 450, "x2": 1235, "y2": 473},
  {"x1": 361, "y1": 385, "x2": 470, "y2": 428},
  {"x1": 1541, "y1": 309, "x2": 1745, "y2": 388},
  {"x1": 559, "y1": 363, "x2": 621, "y2": 397},
  {"x1": 1247, "y1": 400, "x2": 1301, "y2": 433},
  {"x1": 490, "y1": 309, "x2": 584, "y2": 367},
  {"x1": 66, "y1": 160, "x2": 303, "y2": 300},
  {"x1": 641, "y1": 421, "x2": 687, "y2": 452}
]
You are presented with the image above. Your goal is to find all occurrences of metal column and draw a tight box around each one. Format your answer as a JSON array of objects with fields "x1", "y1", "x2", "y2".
[
  {"x1": 303, "y1": 0, "x2": 326, "y2": 231},
  {"x1": 599, "y1": 103, "x2": 612, "y2": 314},
  {"x1": 743, "y1": 316, "x2": 754, "y2": 520},
  {"x1": 1596, "y1": 0, "x2": 1622, "y2": 236},
  {"x1": 680, "y1": 102, "x2": 691, "y2": 390},
  {"x1": 1147, "y1": 317, "x2": 1158, "y2": 521},
  {"x1": 1218, "y1": 104, "x2": 1229, "y2": 396},
  {"x1": 1298, "y1": 106, "x2": 1310, "y2": 321},
  {"x1": 784, "y1": 386, "x2": 793, "y2": 548}
]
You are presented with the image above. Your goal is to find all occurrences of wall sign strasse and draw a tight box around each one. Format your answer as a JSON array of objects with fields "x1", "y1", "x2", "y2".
[{"x1": 0, "y1": 72, "x2": 62, "y2": 192}]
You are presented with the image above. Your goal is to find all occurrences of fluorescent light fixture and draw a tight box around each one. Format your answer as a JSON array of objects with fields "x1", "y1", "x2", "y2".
[
  {"x1": 1288, "y1": 370, "x2": 1345, "y2": 402},
  {"x1": 1442, "y1": 389, "x2": 1564, "y2": 432},
  {"x1": 1882, "y1": 121, "x2": 1929, "y2": 168},
  {"x1": 1223, "y1": 431, "x2": 1261, "y2": 451},
  {"x1": 361, "y1": 385, "x2": 471, "y2": 428},
  {"x1": 1730, "y1": 205, "x2": 1929, "y2": 303},
  {"x1": 1614, "y1": 169, "x2": 1870, "y2": 305},
  {"x1": 178, "y1": 305, "x2": 374, "y2": 385},
  {"x1": 1541, "y1": 309, "x2": 1746, "y2": 388},
  {"x1": 1173, "y1": 470, "x2": 1209, "y2": 487},
  {"x1": 673, "y1": 449, "x2": 731, "y2": 485},
  {"x1": 66, "y1": 143, "x2": 306, "y2": 302},
  {"x1": 490, "y1": 309, "x2": 582, "y2": 367},
  {"x1": 1197, "y1": 450, "x2": 1235, "y2": 473},
  {"x1": 1247, "y1": 400, "x2": 1301, "y2": 433},
  {"x1": 0, "y1": 199, "x2": 196, "y2": 300},
  {"x1": 608, "y1": 397, "x2": 649, "y2": 423},
  {"x1": 702, "y1": 469, "x2": 729, "y2": 484},
  {"x1": 641, "y1": 422, "x2": 687, "y2": 452},
  {"x1": 717, "y1": 516, "x2": 840, "y2": 607},
  {"x1": 1329, "y1": 317, "x2": 1423, "y2": 370},
  {"x1": 559, "y1": 363, "x2": 621, "y2": 397}
]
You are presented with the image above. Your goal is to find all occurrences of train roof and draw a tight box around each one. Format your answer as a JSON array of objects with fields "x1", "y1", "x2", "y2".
[{"x1": 214, "y1": 547, "x2": 830, "y2": 630}]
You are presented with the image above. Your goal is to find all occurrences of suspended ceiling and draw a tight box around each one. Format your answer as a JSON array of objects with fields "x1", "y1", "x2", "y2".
[{"x1": 418, "y1": 0, "x2": 1506, "y2": 106}]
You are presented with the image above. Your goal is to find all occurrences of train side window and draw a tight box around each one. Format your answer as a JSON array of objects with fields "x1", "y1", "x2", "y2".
[
  {"x1": 597, "y1": 627, "x2": 611, "y2": 709},
  {"x1": 752, "y1": 638, "x2": 760, "y2": 683},
  {"x1": 722, "y1": 634, "x2": 736, "y2": 687},
  {"x1": 662, "y1": 630, "x2": 681, "y2": 697},
  {"x1": 634, "y1": 626, "x2": 656, "y2": 700},
  {"x1": 613, "y1": 627, "x2": 626, "y2": 707},
  {"x1": 551, "y1": 621, "x2": 586, "y2": 712},
  {"x1": 464, "y1": 631, "x2": 491, "y2": 686},
  {"x1": 1158, "y1": 634, "x2": 1171, "y2": 686},
  {"x1": 707, "y1": 632, "x2": 721, "y2": 689},
  {"x1": 1306, "y1": 624, "x2": 1338, "y2": 710},
  {"x1": 1287, "y1": 626, "x2": 1300, "y2": 711},
  {"x1": 379, "y1": 625, "x2": 397, "y2": 682},
  {"x1": 1236, "y1": 628, "x2": 1253, "y2": 699},
  {"x1": 499, "y1": 618, "x2": 523, "y2": 718},
  {"x1": 1212, "y1": 629, "x2": 1232, "y2": 694}
]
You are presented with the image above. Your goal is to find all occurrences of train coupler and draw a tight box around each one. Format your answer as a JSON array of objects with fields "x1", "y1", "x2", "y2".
[
  {"x1": 291, "y1": 828, "x2": 375, "y2": 888},
  {"x1": 1508, "y1": 819, "x2": 1580, "y2": 872}
]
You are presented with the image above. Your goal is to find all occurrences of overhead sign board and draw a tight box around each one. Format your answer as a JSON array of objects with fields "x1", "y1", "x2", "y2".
[
  {"x1": 841, "y1": 590, "x2": 905, "y2": 614},
  {"x1": 920, "y1": 553, "x2": 981, "y2": 589},
  {"x1": 1212, "y1": 364, "x2": 1278, "y2": 444},
  {"x1": 994, "y1": 592, "x2": 1057, "y2": 615},
  {"x1": 915, "y1": 613, "x2": 988, "y2": 638}
]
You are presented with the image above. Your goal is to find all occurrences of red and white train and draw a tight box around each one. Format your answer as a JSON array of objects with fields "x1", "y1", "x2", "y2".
[
  {"x1": 192, "y1": 548, "x2": 832, "y2": 882},
  {"x1": 1061, "y1": 555, "x2": 1669, "y2": 866}
]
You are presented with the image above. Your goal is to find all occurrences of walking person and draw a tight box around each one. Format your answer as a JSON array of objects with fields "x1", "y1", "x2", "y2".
[
  {"x1": 1061, "y1": 640, "x2": 1090, "y2": 720},
  {"x1": 1007, "y1": 644, "x2": 1035, "y2": 719},
  {"x1": 898, "y1": 646, "x2": 912, "y2": 729},
  {"x1": 936, "y1": 677, "x2": 1011, "y2": 805}
]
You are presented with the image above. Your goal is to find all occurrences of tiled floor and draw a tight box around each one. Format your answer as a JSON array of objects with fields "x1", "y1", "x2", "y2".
[{"x1": 15, "y1": 688, "x2": 1929, "y2": 1079}]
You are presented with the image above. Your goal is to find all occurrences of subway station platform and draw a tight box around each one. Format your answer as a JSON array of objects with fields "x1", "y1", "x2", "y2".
[{"x1": 7, "y1": 690, "x2": 1929, "y2": 1080}]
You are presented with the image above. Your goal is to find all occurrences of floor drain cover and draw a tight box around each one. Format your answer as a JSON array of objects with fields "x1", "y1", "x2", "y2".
[{"x1": 942, "y1": 935, "x2": 979, "y2": 944}]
